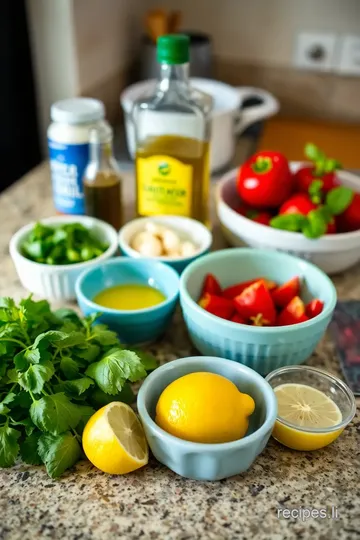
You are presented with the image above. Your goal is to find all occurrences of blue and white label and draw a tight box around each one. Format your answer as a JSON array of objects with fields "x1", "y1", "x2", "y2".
[{"x1": 48, "y1": 139, "x2": 89, "y2": 214}]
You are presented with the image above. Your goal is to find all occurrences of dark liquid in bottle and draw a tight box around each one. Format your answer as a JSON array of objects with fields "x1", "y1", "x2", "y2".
[{"x1": 84, "y1": 173, "x2": 122, "y2": 230}]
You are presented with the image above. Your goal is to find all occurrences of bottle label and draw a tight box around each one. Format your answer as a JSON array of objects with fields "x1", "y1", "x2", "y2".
[
  {"x1": 137, "y1": 155, "x2": 193, "y2": 216},
  {"x1": 48, "y1": 139, "x2": 89, "y2": 215}
]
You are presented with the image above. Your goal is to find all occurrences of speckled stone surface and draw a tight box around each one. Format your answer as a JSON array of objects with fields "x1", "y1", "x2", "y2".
[{"x1": 0, "y1": 163, "x2": 359, "y2": 540}]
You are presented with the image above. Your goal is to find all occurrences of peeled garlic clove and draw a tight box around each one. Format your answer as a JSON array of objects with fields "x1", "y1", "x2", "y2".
[
  {"x1": 131, "y1": 231, "x2": 163, "y2": 257},
  {"x1": 162, "y1": 229, "x2": 181, "y2": 253},
  {"x1": 165, "y1": 248, "x2": 182, "y2": 258},
  {"x1": 181, "y1": 241, "x2": 198, "y2": 257},
  {"x1": 145, "y1": 221, "x2": 165, "y2": 238}
]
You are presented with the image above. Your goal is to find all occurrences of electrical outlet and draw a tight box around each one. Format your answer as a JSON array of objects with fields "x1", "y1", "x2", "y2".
[
  {"x1": 336, "y1": 35, "x2": 360, "y2": 76},
  {"x1": 293, "y1": 32, "x2": 338, "y2": 72}
]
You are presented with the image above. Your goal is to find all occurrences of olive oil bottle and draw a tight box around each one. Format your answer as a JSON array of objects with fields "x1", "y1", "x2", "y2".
[
  {"x1": 83, "y1": 124, "x2": 123, "y2": 230},
  {"x1": 133, "y1": 34, "x2": 212, "y2": 225}
]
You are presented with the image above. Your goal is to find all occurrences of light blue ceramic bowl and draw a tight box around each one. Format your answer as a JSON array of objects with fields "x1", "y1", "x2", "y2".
[
  {"x1": 75, "y1": 258, "x2": 180, "y2": 345},
  {"x1": 137, "y1": 356, "x2": 278, "y2": 481},
  {"x1": 118, "y1": 216, "x2": 213, "y2": 273},
  {"x1": 179, "y1": 248, "x2": 337, "y2": 374}
]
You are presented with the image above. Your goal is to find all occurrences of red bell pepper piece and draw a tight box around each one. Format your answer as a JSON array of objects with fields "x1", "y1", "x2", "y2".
[
  {"x1": 234, "y1": 280, "x2": 276, "y2": 325},
  {"x1": 230, "y1": 312, "x2": 247, "y2": 324},
  {"x1": 271, "y1": 276, "x2": 300, "y2": 308},
  {"x1": 236, "y1": 151, "x2": 293, "y2": 208},
  {"x1": 306, "y1": 299, "x2": 324, "y2": 318},
  {"x1": 200, "y1": 273, "x2": 222, "y2": 297},
  {"x1": 199, "y1": 293, "x2": 234, "y2": 320},
  {"x1": 277, "y1": 296, "x2": 309, "y2": 326},
  {"x1": 223, "y1": 278, "x2": 276, "y2": 299}
]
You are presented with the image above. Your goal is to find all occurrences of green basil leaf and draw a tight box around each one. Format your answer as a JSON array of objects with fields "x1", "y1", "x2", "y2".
[
  {"x1": 270, "y1": 214, "x2": 307, "y2": 232},
  {"x1": 325, "y1": 186, "x2": 354, "y2": 215},
  {"x1": 301, "y1": 209, "x2": 327, "y2": 239}
]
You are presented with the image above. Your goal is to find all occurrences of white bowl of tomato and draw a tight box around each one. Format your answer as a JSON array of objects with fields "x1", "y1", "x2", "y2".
[{"x1": 216, "y1": 144, "x2": 360, "y2": 275}]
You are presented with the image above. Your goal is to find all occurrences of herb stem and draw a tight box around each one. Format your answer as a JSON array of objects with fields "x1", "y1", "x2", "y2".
[
  {"x1": 29, "y1": 390, "x2": 36, "y2": 403},
  {"x1": 0, "y1": 338, "x2": 28, "y2": 348}
]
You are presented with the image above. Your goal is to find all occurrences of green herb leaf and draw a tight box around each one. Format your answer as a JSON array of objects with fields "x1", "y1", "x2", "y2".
[
  {"x1": 18, "y1": 361, "x2": 55, "y2": 393},
  {"x1": 59, "y1": 356, "x2": 80, "y2": 380},
  {"x1": 20, "y1": 432, "x2": 43, "y2": 465},
  {"x1": 304, "y1": 143, "x2": 323, "y2": 162},
  {"x1": 6, "y1": 369, "x2": 19, "y2": 384},
  {"x1": 34, "y1": 331, "x2": 86, "y2": 350},
  {"x1": 270, "y1": 214, "x2": 307, "y2": 232},
  {"x1": 11, "y1": 391, "x2": 32, "y2": 409},
  {"x1": 130, "y1": 349, "x2": 158, "y2": 371},
  {"x1": 90, "y1": 325, "x2": 119, "y2": 346},
  {"x1": 75, "y1": 405, "x2": 96, "y2": 434},
  {"x1": 54, "y1": 308, "x2": 82, "y2": 325},
  {"x1": 86, "y1": 348, "x2": 146, "y2": 394},
  {"x1": 38, "y1": 432, "x2": 82, "y2": 478},
  {"x1": 0, "y1": 426, "x2": 21, "y2": 467},
  {"x1": 301, "y1": 209, "x2": 327, "y2": 239},
  {"x1": 74, "y1": 344, "x2": 101, "y2": 363},
  {"x1": 61, "y1": 377, "x2": 95, "y2": 396},
  {"x1": 90, "y1": 384, "x2": 135, "y2": 408},
  {"x1": 0, "y1": 393, "x2": 16, "y2": 415},
  {"x1": 30, "y1": 393, "x2": 81, "y2": 435},
  {"x1": 325, "y1": 186, "x2": 354, "y2": 215}
]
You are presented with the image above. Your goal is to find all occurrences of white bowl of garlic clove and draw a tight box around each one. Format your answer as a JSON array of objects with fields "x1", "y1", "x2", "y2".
[{"x1": 118, "y1": 216, "x2": 213, "y2": 273}]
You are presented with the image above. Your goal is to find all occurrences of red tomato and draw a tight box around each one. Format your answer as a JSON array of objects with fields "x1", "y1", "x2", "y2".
[
  {"x1": 306, "y1": 299, "x2": 324, "y2": 318},
  {"x1": 201, "y1": 274, "x2": 222, "y2": 297},
  {"x1": 236, "y1": 151, "x2": 293, "y2": 208},
  {"x1": 272, "y1": 277, "x2": 300, "y2": 308},
  {"x1": 279, "y1": 194, "x2": 317, "y2": 216},
  {"x1": 230, "y1": 313, "x2": 247, "y2": 324},
  {"x1": 246, "y1": 210, "x2": 272, "y2": 226},
  {"x1": 198, "y1": 293, "x2": 234, "y2": 320},
  {"x1": 234, "y1": 280, "x2": 276, "y2": 325},
  {"x1": 223, "y1": 278, "x2": 276, "y2": 300},
  {"x1": 277, "y1": 296, "x2": 309, "y2": 326},
  {"x1": 326, "y1": 219, "x2": 336, "y2": 234},
  {"x1": 293, "y1": 166, "x2": 339, "y2": 194},
  {"x1": 336, "y1": 193, "x2": 360, "y2": 232}
]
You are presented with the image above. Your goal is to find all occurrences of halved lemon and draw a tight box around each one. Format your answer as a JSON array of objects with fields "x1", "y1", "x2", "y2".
[
  {"x1": 82, "y1": 402, "x2": 148, "y2": 474},
  {"x1": 274, "y1": 383, "x2": 342, "y2": 428}
]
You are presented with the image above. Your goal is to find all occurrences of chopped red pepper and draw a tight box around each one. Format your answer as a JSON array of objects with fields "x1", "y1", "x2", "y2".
[
  {"x1": 230, "y1": 312, "x2": 247, "y2": 324},
  {"x1": 271, "y1": 276, "x2": 300, "y2": 308},
  {"x1": 201, "y1": 273, "x2": 222, "y2": 297},
  {"x1": 277, "y1": 296, "x2": 309, "y2": 326},
  {"x1": 306, "y1": 299, "x2": 324, "y2": 318},
  {"x1": 234, "y1": 280, "x2": 276, "y2": 325},
  {"x1": 199, "y1": 293, "x2": 234, "y2": 320},
  {"x1": 223, "y1": 278, "x2": 276, "y2": 299}
]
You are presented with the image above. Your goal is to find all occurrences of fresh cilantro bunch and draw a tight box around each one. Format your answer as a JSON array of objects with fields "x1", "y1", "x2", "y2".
[{"x1": 0, "y1": 296, "x2": 156, "y2": 478}]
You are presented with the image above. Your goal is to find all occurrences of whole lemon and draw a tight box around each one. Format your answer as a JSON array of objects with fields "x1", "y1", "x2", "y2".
[{"x1": 155, "y1": 372, "x2": 255, "y2": 443}]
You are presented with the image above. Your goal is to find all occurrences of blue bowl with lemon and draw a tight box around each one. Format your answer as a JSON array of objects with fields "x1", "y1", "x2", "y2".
[
  {"x1": 179, "y1": 248, "x2": 337, "y2": 374},
  {"x1": 137, "y1": 356, "x2": 278, "y2": 481},
  {"x1": 75, "y1": 258, "x2": 180, "y2": 345}
]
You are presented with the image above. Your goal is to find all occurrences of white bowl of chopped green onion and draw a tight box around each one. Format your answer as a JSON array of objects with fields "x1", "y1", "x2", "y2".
[{"x1": 9, "y1": 215, "x2": 119, "y2": 301}]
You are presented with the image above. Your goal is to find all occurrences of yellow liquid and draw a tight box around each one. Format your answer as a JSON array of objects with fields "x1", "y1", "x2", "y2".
[
  {"x1": 136, "y1": 135, "x2": 210, "y2": 226},
  {"x1": 273, "y1": 383, "x2": 343, "y2": 451},
  {"x1": 93, "y1": 284, "x2": 166, "y2": 310}
]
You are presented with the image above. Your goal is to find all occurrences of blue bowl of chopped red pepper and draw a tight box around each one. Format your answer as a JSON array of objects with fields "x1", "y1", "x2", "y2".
[{"x1": 179, "y1": 248, "x2": 337, "y2": 375}]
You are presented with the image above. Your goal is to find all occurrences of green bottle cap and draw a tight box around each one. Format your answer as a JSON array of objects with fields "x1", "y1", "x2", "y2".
[{"x1": 157, "y1": 34, "x2": 190, "y2": 64}]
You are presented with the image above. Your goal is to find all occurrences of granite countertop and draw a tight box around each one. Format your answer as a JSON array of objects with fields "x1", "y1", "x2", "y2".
[{"x1": 0, "y1": 157, "x2": 359, "y2": 540}]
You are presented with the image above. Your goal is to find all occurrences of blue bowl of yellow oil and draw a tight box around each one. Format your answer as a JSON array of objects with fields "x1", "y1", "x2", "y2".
[{"x1": 75, "y1": 258, "x2": 180, "y2": 345}]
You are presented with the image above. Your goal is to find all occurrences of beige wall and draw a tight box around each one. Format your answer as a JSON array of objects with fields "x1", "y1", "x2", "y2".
[
  {"x1": 27, "y1": 0, "x2": 79, "y2": 151},
  {"x1": 148, "y1": 0, "x2": 360, "y2": 67}
]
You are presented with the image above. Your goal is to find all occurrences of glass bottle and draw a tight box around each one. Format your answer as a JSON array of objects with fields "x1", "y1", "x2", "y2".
[
  {"x1": 133, "y1": 34, "x2": 212, "y2": 225},
  {"x1": 83, "y1": 124, "x2": 123, "y2": 230}
]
